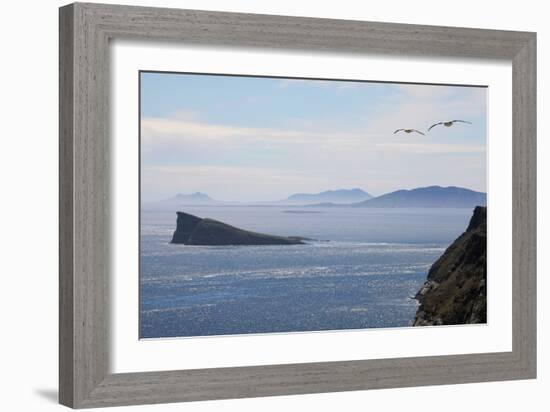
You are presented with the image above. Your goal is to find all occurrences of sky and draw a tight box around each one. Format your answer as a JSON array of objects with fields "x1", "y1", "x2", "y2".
[{"x1": 140, "y1": 72, "x2": 487, "y2": 202}]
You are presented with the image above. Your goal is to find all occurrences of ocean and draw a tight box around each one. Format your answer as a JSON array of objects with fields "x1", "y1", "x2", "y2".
[{"x1": 139, "y1": 206, "x2": 472, "y2": 338}]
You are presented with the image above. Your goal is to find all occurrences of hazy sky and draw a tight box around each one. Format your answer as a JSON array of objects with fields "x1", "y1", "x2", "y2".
[{"x1": 140, "y1": 72, "x2": 487, "y2": 202}]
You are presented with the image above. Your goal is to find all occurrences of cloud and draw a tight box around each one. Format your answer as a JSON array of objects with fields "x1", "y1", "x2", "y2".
[
  {"x1": 141, "y1": 148, "x2": 486, "y2": 202},
  {"x1": 141, "y1": 115, "x2": 484, "y2": 155},
  {"x1": 142, "y1": 117, "x2": 318, "y2": 144},
  {"x1": 141, "y1": 165, "x2": 324, "y2": 202},
  {"x1": 375, "y1": 142, "x2": 485, "y2": 154},
  {"x1": 140, "y1": 81, "x2": 487, "y2": 201},
  {"x1": 369, "y1": 84, "x2": 487, "y2": 132}
]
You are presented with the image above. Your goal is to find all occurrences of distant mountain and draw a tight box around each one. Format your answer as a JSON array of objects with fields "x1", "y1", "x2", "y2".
[
  {"x1": 281, "y1": 188, "x2": 372, "y2": 205},
  {"x1": 161, "y1": 192, "x2": 219, "y2": 205},
  {"x1": 352, "y1": 186, "x2": 486, "y2": 208}
]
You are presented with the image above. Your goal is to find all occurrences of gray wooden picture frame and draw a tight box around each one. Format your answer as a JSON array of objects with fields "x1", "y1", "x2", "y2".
[{"x1": 59, "y1": 2, "x2": 536, "y2": 408}]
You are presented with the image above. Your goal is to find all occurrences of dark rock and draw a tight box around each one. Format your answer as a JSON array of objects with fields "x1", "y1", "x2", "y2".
[
  {"x1": 170, "y1": 212, "x2": 202, "y2": 244},
  {"x1": 413, "y1": 206, "x2": 487, "y2": 326},
  {"x1": 170, "y1": 211, "x2": 305, "y2": 246},
  {"x1": 466, "y1": 205, "x2": 487, "y2": 231}
]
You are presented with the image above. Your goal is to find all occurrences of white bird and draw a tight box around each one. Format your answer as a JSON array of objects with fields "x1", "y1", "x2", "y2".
[
  {"x1": 428, "y1": 120, "x2": 472, "y2": 132},
  {"x1": 394, "y1": 128, "x2": 425, "y2": 135}
]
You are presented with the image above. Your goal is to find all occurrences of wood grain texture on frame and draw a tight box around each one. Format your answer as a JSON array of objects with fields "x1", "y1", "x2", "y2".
[{"x1": 59, "y1": 2, "x2": 536, "y2": 408}]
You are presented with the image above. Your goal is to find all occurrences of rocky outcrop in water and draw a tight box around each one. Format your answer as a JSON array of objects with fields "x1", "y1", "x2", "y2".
[
  {"x1": 171, "y1": 211, "x2": 305, "y2": 246},
  {"x1": 413, "y1": 206, "x2": 487, "y2": 326}
]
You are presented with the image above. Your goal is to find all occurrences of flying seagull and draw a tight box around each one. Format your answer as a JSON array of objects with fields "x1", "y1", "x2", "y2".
[
  {"x1": 428, "y1": 120, "x2": 472, "y2": 132},
  {"x1": 394, "y1": 128, "x2": 425, "y2": 135}
]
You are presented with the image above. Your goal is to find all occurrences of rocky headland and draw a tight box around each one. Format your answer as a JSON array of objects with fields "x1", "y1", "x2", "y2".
[
  {"x1": 171, "y1": 211, "x2": 306, "y2": 246},
  {"x1": 413, "y1": 206, "x2": 487, "y2": 326}
]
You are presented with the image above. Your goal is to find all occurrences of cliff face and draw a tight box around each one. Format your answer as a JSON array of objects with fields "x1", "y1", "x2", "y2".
[
  {"x1": 413, "y1": 206, "x2": 487, "y2": 326},
  {"x1": 171, "y1": 211, "x2": 305, "y2": 246}
]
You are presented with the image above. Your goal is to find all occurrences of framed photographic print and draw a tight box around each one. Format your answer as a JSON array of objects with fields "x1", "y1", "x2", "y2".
[
  {"x1": 59, "y1": 2, "x2": 536, "y2": 408},
  {"x1": 138, "y1": 71, "x2": 489, "y2": 339}
]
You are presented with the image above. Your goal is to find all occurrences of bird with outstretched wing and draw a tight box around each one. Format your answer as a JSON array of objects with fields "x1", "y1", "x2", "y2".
[
  {"x1": 394, "y1": 128, "x2": 425, "y2": 135},
  {"x1": 428, "y1": 120, "x2": 472, "y2": 132}
]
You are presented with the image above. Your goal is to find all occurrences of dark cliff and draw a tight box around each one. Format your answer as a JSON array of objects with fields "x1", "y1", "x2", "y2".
[
  {"x1": 413, "y1": 206, "x2": 487, "y2": 326},
  {"x1": 171, "y1": 211, "x2": 305, "y2": 246}
]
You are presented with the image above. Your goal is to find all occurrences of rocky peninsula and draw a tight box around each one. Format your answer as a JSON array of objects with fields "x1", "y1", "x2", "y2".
[
  {"x1": 170, "y1": 211, "x2": 306, "y2": 246},
  {"x1": 413, "y1": 206, "x2": 487, "y2": 326}
]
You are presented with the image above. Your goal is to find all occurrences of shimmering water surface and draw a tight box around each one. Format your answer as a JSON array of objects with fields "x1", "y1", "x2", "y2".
[{"x1": 140, "y1": 207, "x2": 471, "y2": 338}]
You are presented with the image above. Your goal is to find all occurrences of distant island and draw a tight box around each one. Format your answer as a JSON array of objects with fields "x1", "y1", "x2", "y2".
[
  {"x1": 161, "y1": 192, "x2": 219, "y2": 206},
  {"x1": 414, "y1": 206, "x2": 487, "y2": 326},
  {"x1": 354, "y1": 186, "x2": 486, "y2": 208},
  {"x1": 171, "y1": 211, "x2": 306, "y2": 246},
  {"x1": 151, "y1": 186, "x2": 486, "y2": 209},
  {"x1": 306, "y1": 186, "x2": 486, "y2": 208},
  {"x1": 279, "y1": 188, "x2": 372, "y2": 205}
]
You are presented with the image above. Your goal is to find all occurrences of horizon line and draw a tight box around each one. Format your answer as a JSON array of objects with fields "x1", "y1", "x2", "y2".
[{"x1": 144, "y1": 184, "x2": 487, "y2": 204}]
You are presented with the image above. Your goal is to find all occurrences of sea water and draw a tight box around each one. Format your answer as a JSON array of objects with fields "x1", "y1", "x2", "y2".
[{"x1": 139, "y1": 207, "x2": 471, "y2": 338}]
